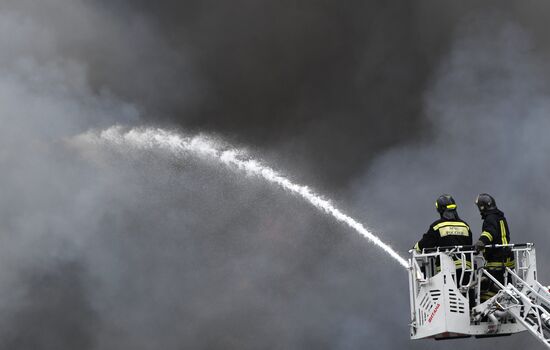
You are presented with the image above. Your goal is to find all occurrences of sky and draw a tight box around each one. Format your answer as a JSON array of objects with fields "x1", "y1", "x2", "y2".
[{"x1": 1, "y1": 1, "x2": 550, "y2": 349}]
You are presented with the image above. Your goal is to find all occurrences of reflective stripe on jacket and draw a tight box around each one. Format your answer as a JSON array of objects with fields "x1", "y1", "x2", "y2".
[
  {"x1": 415, "y1": 218, "x2": 473, "y2": 252},
  {"x1": 478, "y1": 209, "x2": 514, "y2": 264}
]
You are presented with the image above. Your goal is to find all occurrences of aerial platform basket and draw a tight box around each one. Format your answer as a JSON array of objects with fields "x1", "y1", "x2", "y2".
[{"x1": 408, "y1": 243, "x2": 550, "y2": 348}]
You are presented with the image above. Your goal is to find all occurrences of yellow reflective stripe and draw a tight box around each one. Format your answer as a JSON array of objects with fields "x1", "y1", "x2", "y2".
[
  {"x1": 433, "y1": 221, "x2": 469, "y2": 231},
  {"x1": 454, "y1": 260, "x2": 472, "y2": 268},
  {"x1": 486, "y1": 259, "x2": 515, "y2": 268},
  {"x1": 446, "y1": 204, "x2": 457, "y2": 209},
  {"x1": 481, "y1": 291, "x2": 497, "y2": 301},
  {"x1": 414, "y1": 242, "x2": 420, "y2": 252},
  {"x1": 500, "y1": 220, "x2": 508, "y2": 245},
  {"x1": 505, "y1": 257, "x2": 515, "y2": 268},
  {"x1": 481, "y1": 231, "x2": 493, "y2": 242},
  {"x1": 434, "y1": 260, "x2": 472, "y2": 271}
]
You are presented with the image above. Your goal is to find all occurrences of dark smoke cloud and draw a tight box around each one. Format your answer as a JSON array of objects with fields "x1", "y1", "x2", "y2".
[
  {"x1": 2, "y1": 1, "x2": 550, "y2": 349},
  {"x1": 50, "y1": 0, "x2": 449, "y2": 188},
  {"x1": 76, "y1": 0, "x2": 550, "y2": 189},
  {"x1": 351, "y1": 13, "x2": 550, "y2": 350}
]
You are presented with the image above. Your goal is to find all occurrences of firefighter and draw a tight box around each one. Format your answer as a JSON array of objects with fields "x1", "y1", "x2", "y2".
[
  {"x1": 474, "y1": 193, "x2": 515, "y2": 301},
  {"x1": 414, "y1": 194, "x2": 473, "y2": 283}
]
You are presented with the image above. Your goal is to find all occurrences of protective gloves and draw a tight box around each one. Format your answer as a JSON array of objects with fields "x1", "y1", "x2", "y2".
[{"x1": 474, "y1": 240, "x2": 485, "y2": 253}]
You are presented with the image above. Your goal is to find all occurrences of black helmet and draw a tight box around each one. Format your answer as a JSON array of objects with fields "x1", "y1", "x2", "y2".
[
  {"x1": 435, "y1": 194, "x2": 457, "y2": 215},
  {"x1": 475, "y1": 193, "x2": 497, "y2": 213}
]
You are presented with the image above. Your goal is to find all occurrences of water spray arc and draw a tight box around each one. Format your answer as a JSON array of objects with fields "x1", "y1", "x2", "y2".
[{"x1": 76, "y1": 126, "x2": 409, "y2": 268}]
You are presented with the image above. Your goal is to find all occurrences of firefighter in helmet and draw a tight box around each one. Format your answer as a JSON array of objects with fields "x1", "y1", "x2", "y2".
[
  {"x1": 414, "y1": 194, "x2": 473, "y2": 275},
  {"x1": 474, "y1": 193, "x2": 515, "y2": 301}
]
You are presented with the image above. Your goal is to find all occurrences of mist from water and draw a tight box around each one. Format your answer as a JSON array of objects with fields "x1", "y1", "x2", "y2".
[{"x1": 73, "y1": 126, "x2": 409, "y2": 268}]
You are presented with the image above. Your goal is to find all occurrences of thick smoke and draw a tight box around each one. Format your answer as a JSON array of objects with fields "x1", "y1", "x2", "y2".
[
  {"x1": 351, "y1": 15, "x2": 550, "y2": 349},
  {"x1": 30, "y1": 0, "x2": 447, "y2": 189},
  {"x1": 1, "y1": 1, "x2": 550, "y2": 350}
]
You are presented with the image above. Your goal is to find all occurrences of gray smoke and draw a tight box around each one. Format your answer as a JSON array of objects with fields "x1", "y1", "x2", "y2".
[
  {"x1": 1, "y1": 1, "x2": 550, "y2": 349},
  {"x1": 351, "y1": 14, "x2": 550, "y2": 349}
]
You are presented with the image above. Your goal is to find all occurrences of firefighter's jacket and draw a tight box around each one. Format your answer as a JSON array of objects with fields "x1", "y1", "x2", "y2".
[
  {"x1": 415, "y1": 218, "x2": 473, "y2": 268},
  {"x1": 478, "y1": 209, "x2": 514, "y2": 268}
]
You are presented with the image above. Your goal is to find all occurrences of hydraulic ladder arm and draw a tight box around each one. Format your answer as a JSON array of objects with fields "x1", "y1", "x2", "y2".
[{"x1": 472, "y1": 267, "x2": 550, "y2": 348}]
